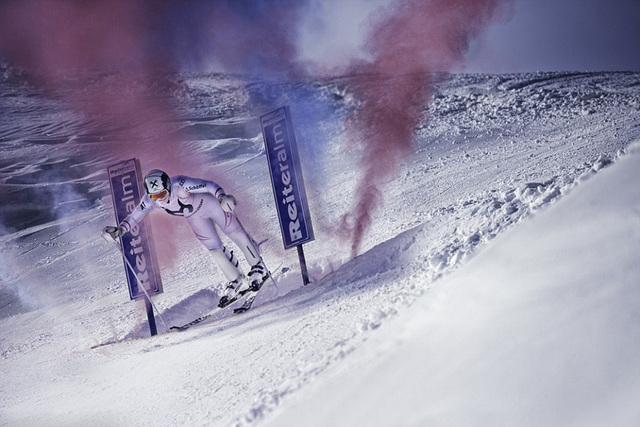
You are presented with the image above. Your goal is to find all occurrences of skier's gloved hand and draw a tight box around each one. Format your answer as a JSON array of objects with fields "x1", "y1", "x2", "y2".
[
  {"x1": 218, "y1": 194, "x2": 237, "y2": 213},
  {"x1": 104, "y1": 225, "x2": 126, "y2": 239}
]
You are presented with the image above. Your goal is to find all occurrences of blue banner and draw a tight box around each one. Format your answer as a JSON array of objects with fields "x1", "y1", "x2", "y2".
[
  {"x1": 261, "y1": 106, "x2": 315, "y2": 250},
  {"x1": 108, "y1": 159, "x2": 163, "y2": 300}
]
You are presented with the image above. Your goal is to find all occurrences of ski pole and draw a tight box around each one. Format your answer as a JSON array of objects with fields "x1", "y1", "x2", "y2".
[
  {"x1": 232, "y1": 212, "x2": 281, "y2": 294},
  {"x1": 100, "y1": 230, "x2": 170, "y2": 333}
]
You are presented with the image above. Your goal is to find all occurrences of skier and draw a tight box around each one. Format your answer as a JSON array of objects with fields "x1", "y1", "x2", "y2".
[{"x1": 103, "y1": 169, "x2": 268, "y2": 308}]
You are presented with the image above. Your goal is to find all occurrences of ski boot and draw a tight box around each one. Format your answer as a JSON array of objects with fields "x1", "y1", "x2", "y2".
[
  {"x1": 247, "y1": 261, "x2": 269, "y2": 292},
  {"x1": 218, "y1": 275, "x2": 249, "y2": 308}
]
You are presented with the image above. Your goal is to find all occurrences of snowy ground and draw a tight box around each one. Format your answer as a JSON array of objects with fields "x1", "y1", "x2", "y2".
[{"x1": 1, "y1": 70, "x2": 639, "y2": 426}]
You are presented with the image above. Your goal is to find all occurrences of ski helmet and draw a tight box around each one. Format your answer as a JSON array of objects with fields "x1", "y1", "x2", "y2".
[{"x1": 144, "y1": 169, "x2": 171, "y2": 200}]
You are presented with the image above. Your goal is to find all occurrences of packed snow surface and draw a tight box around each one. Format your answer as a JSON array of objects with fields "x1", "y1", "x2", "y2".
[{"x1": 1, "y1": 70, "x2": 639, "y2": 426}]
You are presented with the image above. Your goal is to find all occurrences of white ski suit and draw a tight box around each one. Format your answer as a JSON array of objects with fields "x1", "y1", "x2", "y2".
[{"x1": 119, "y1": 175, "x2": 260, "y2": 281}]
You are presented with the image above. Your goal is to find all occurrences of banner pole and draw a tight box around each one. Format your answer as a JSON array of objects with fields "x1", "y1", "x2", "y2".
[
  {"x1": 297, "y1": 244, "x2": 310, "y2": 286},
  {"x1": 260, "y1": 106, "x2": 315, "y2": 276},
  {"x1": 144, "y1": 298, "x2": 158, "y2": 336},
  {"x1": 101, "y1": 231, "x2": 168, "y2": 334}
]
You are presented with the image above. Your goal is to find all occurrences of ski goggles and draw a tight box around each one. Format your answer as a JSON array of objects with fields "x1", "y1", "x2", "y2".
[{"x1": 149, "y1": 189, "x2": 168, "y2": 201}]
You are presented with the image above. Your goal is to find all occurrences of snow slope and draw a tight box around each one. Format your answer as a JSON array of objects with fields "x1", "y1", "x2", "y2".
[
  {"x1": 1, "y1": 71, "x2": 639, "y2": 426},
  {"x1": 266, "y1": 140, "x2": 640, "y2": 427}
]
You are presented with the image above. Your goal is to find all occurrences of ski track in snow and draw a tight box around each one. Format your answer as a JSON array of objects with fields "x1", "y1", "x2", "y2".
[{"x1": 1, "y1": 70, "x2": 639, "y2": 425}]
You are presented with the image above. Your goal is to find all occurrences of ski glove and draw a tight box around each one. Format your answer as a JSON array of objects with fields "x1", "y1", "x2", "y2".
[
  {"x1": 104, "y1": 225, "x2": 126, "y2": 239},
  {"x1": 218, "y1": 194, "x2": 237, "y2": 213}
]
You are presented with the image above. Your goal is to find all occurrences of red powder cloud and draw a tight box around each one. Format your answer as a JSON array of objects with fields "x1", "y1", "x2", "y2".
[
  {"x1": 342, "y1": 0, "x2": 512, "y2": 257},
  {"x1": 0, "y1": 0, "x2": 187, "y2": 168}
]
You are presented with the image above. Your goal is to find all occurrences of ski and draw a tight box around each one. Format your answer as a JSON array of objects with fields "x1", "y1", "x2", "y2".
[
  {"x1": 217, "y1": 286, "x2": 253, "y2": 308},
  {"x1": 170, "y1": 263, "x2": 285, "y2": 331},
  {"x1": 169, "y1": 306, "x2": 225, "y2": 331},
  {"x1": 91, "y1": 339, "x2": 122, "y2": 349},
  {"x1": 233, "y1": 261, "x2": 283, "y2": 314},
  {"x1": 170, "y1": 289, "x2": 255, "y2": 331},
  {"x1": 233, "y1": 292, "x2": 257, "y2": 314},
  {"x1": 233, "y1": 261, "x2": 279, "y2": 313}
]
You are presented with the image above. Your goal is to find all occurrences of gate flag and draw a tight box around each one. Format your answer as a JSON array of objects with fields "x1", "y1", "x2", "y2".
[
  {"x1": 260, "y1": 106, "x2": 315, "y2": 250},
  {"x1": 107, "y1": 158, "x2": 163, "y2": 300}
]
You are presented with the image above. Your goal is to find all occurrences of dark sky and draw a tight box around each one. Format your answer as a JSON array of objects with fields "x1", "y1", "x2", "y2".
[
  {"x1": 1, "y1": 0, "x2": 637, "y2": 75},
  {"x1": 465, "y1": 0, "x2": 640, "y2": 72},
  {"x1": 299, "y1": 0, "x2": 640, "y2": 74}
]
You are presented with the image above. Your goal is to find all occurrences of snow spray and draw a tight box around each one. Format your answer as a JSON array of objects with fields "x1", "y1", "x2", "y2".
[{"x1": 341, "y1": 0, "x2": 512, "y2": 257}]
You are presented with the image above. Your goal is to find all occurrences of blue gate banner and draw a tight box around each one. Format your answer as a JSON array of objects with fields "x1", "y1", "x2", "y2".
[
  {"x1": 108, "y1": 159, "x2": 163, "y2": 300},
  {"x1": 261, "y1": 106, "x2": 315, "y2": 250}
]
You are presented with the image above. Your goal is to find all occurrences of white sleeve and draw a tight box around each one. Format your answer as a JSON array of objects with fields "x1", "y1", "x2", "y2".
[
  {"x1": 119, "y1": 195, "x2": 154, "y2": 233},
  {"x1": 176, "y1": 175, "x2": 226, "y2": 199}
]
